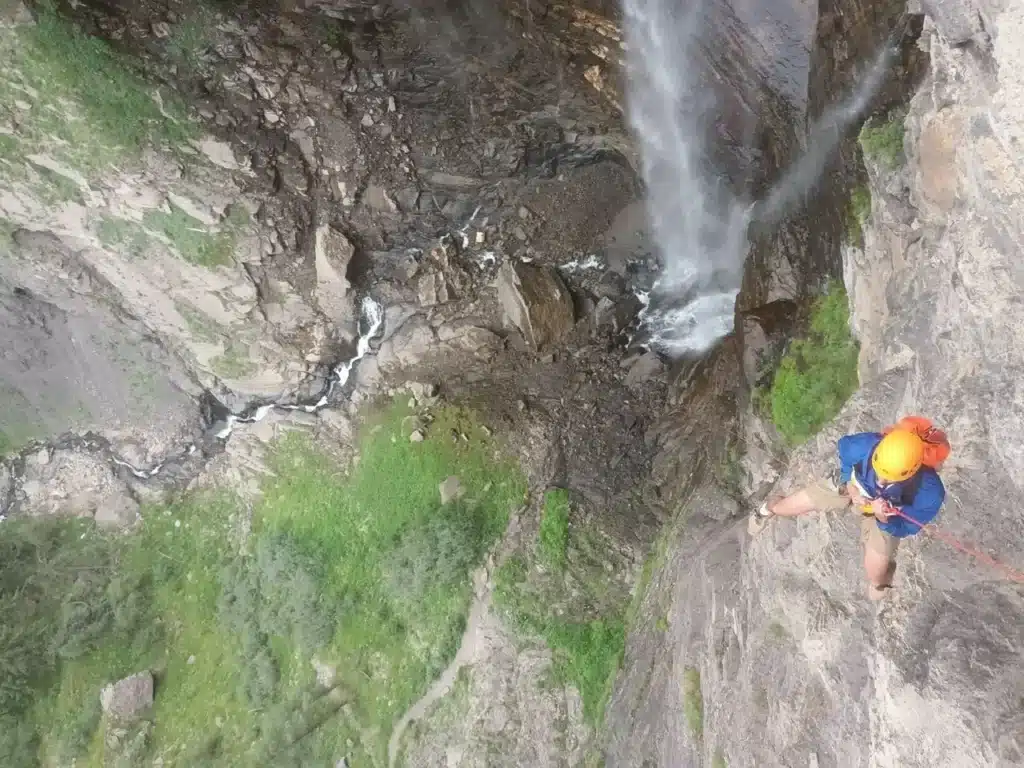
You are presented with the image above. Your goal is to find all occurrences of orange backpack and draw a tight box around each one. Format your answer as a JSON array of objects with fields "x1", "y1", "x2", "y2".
[{"x1": 883, "y1": 416, "x2": 951, "y2": 470}]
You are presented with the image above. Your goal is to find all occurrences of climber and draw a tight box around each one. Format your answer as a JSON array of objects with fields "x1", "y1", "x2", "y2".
[{"x1": 747, "y1": 418, "x2": 948, "y2": 601}]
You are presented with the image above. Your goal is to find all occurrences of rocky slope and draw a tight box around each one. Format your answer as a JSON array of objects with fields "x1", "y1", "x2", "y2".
[{"x1": 606, "y1": 1, "x2": 1024, "y2": 766}]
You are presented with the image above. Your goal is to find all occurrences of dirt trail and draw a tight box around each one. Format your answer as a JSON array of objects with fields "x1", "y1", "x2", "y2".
[{"x1": 387, "y1": 565, "x2": 495, "y2": 768}]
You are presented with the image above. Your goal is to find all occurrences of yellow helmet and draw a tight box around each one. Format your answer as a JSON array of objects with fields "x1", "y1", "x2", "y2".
[{"x1": 871, "y1": 429, "x2": 925, "y2": 482}]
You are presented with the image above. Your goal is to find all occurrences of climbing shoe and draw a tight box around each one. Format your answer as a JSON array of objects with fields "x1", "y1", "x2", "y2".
[{"x1": 747, "y1": 502, "x2": 773, "y2": 536}]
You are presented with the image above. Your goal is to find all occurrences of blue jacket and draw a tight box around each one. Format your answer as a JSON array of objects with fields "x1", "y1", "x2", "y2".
[{"x1": 837, "y1": 432, "x2": 945, "y2": 538}]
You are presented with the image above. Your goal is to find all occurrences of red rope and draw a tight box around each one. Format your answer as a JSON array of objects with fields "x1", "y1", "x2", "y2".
[{"x1": 888, "y1": 507, "x2": 1024, "y2": 584}]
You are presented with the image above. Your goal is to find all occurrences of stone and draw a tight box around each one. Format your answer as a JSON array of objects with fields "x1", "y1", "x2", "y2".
[
  {"x1": 166, "y1": 191, "x2": 217, "y2": 226},
  {"x1": 93, "y1": 494, "x2": 141, "y2": 528},
  {"x1": 313, "y1": 225, "x2": 354, "y2": 326},
  {"x1": 422, "y1": 171, "x2": 482, "y2": 189},
  {"x1": 194, "y1": 137, "x2": 244, "y2": 171},
  {"x1": 376, "y1": 317, "x2": 437, "y2": 373},
  {"x1": 439, "y1": 475, "x2": 464, "y2": 505},
  {"x1": 496, "y1": 260, "x2": 575, "y2": 348},
  {"x1": 100, "y1": 672, "x2": 153, "y2": 722},
  {"x1": 624, "y1": 350, "x2": 667, "y2": 388},
  {"x1": 920, "y1": 0, "x2": 986, "y2": 44},
  {"x1": 364, "y1": 184, "x2": 397, "y2": 213},
  {"x1": 417, "y1": 272, "x2": 450, "y2": 307},
  {"x1": 410, "y1": 430, "x2": 424, "y2": 442},
  {"x1": 312, "y1": 657, "x2": 337, "y2": 687}
]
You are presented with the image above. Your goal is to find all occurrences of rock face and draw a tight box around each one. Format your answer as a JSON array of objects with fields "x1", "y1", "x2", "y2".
[
  {"x1": 100, "y1": 672, "x2": 154, "y2": 722},
  {"x1": 496, "y1": 261, "x2": 575, "y2": 348},
  {"x1": 606, "y1": 1, "x2": 1024, "y2": 767}
]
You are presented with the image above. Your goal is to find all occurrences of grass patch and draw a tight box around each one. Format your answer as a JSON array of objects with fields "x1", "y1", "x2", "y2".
[
  {"x1": 713, "y1": 748, "x2": 728, "y2": 768},
  {"x1": 766, "y1": 281, "x2": 859, "y2": 444},
  {"x1": 0, "y1": 4, "x2": 196, "y2": 176},
  {"x1": 493, "y1": 543, "x2": 627, "y2": 727},
  {"x1": 538, "y1": 488, "x2": 570, "y2": 569},
  {"x1": 846, "y1": 185, "x2": 871, "y2": 247},
  {"x1": 97, "y1": 216, "x2": 151, "y2": 258},
  {"x1": 682, "y1": 667, "x2": 703, "y2": 739},
  {"x1": 210, "y1": 341, "x2": 256, "y2": 380},
  {"x1": 4, "y1": 399, "x2": 526, "y2": 766},
  {"x1": 165, "y1": 7, "x2": 217, "y2": 73},
  {"x1": 143, "y1": 205, "x2": 239, "y2": 268},
  {"x1": 859, "y1": 110, "x2": 906, "y2": 170}
]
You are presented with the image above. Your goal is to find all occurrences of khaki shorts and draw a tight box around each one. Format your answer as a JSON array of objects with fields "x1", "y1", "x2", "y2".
[{"x1": 800, "y1": 481, "x2": 900, "y2": 559}]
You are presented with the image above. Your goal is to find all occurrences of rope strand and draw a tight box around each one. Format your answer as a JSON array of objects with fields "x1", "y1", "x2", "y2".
[{"x1": 889, "y1": 507, "x2": 1024, "y2": 584}]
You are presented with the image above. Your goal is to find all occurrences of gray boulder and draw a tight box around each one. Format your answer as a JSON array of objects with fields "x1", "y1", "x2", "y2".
[
  {"x1": 496, "y1": 261, "x2": 575, "y2": 348},
  {"x1": 100, "y1": 672, "x2": 154, "y2": 722}
]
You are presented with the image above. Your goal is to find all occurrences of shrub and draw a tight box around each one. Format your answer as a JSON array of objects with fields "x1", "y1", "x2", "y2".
[
  {"x1": 218, "y1": 532, "x2": 334, "y2": 705},
  {"x1": 385, "y1": 505, "x2": 487, "y2": 605},
  {"x1": 538, "y1": 488, "x2": 570, "y2": 569},
  {"x1": 846, "y1": 185, "x2": 871, "y2": 247},
  {"x1": 859, "y1": 111, "x2": 906, "y2": 170},
  {"x1": 768, "y1": 282, "x2": 859, "y2": 444}
]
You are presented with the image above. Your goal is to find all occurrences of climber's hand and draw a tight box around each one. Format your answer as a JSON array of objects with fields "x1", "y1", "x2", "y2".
[{"x1": 871, "y1": 498, "x2": 892, "y2": 522}]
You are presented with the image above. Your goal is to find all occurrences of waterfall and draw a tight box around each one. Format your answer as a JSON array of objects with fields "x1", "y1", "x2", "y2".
[
  {"x1": 623, "y1": 0, "x2": 752, "y2": 356},
  {"x1": 623, "y1": 0, "x2": 896, "y2": 356}
]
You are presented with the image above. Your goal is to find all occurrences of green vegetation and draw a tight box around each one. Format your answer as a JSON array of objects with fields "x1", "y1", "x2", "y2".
[
  {"x1": 846, "y1": 185, "x2": 871, "y2": 247},
  {"x1": 34, "y1": 166, "x2": 82, "y2": 205},
  {"x1": 682, "y1": 667, "x2": 703, "y2": 739},
  {"x1": 859, "y1": 110, "x2": 906, "y2": 170},
  {"x1": 0, "y1": 4, "x2": 196, "y2": 176},
  {"x1": 538, "y1": 488, "x2": 570, "y2": 569},
  {"x1": 712, "y1": 748, "x2": 728, "y2": 768},
  {"x1": 2, "y1": 401, "x2": 526, "y2": 766},
  {"x1": 97, "y1": 216, "x2": 151, "y2": 258},
  {"x1": 655, "y1": 616, "x2": 669, "y2": 632},
  {"x1": 143, "y1": 204, "x2": 245, "y2": 268},
  {"x1": 165, "y1": 7, "x2": 217, "y2": 73},
  {"x1": 765, "y1": 282, "x2": 859, "y2": 444},
  {"x1": 210, "y1": 341, "x2": 256, "y2": 380},
  {"x1": 494, "y1": 519, "x2": 628, "y2": 729}
]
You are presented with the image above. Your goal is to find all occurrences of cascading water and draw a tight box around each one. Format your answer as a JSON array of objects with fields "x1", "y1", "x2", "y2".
[
  {"x1": 623, "y1": 0, "x2": 897, "y2": 356},
  {"x1": 623, "y1": 0, "x2": 751, "y2": 356}
]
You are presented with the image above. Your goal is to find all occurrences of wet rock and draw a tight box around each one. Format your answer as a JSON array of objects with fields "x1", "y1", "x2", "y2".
[
  {"x1": 496, "y1": 261, "x2": 575, "y2": 348},
  {"x1": 313, "y1": 225, "x2": 353, "y2": 328},
  {"x1": 100, "y1": 672, "x2": 153, "y2": 722},
  {"x1": 438, "y1": 475, "x2": 464, "y2": 505}
]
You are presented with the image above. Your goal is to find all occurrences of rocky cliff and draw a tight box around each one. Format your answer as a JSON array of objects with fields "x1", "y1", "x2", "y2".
[
  {"x1": 2, "y1": 0, "x2": 1022, "y2": 764},
  {"x1": 605, "y1": 0, "x2": 1024, "y2": 765}
]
